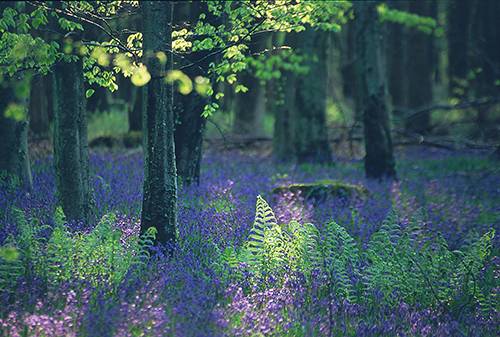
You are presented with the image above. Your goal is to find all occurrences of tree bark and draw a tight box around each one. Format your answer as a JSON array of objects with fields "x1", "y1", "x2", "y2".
[
  {"x1": 52, "y1": 59, "x2": 92, "y2": 222},
  {"x1": 129, "y1": 86, "x2": 143, "y2": 132},
  {"x1": 405, "y1": 0, "x2": 436, "y2": 134},
  {"x1": 269, "y1": 33, "x2": 295, "y2": 162},
  {"x1": 172, "y1": 0, "x2": 213, "y2": 186},
  {"x1": 354, "y1": 1, "x2": 396, "y2": 179},
  {"x1": 141, "y1": 0, "x2": 177, "y2": 245},
  {"x1": 233, "y1": 72, "x2": 266, "y2": 137},
  {"x1": 294, "y1": 29, "x2": 331, "y2": 164},
  {"x1": 386, "y1": 1, "x2": 409, "y2": 111},
  {"x1": 447, "y1": 0, "x2": 471, "y2": 99},
  {"x1": 0, "y1": 84, "x2": 32, "y2": 190},
  {"x1": 233, "y1": 35, "x2": 268, "y2": 137},
  {"x1": 29, "y1": 75, "x2": 51, "y2": 138}
]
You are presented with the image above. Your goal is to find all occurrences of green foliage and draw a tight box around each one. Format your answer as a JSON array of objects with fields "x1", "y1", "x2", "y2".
[
  {"x1": 218, "y1": 196, "x2": 496, "y2": 313},
  {"x1": 377, "y1": 3, "x2": 442, "y2": 35},
  {"x1": 364, "y1": 209, "x2": 495, "y2": 309},
  {"x1": 46, "y1": 211, "x2": 156, "y2": 288},
  {"x1": 0, "y1": 208, "x2": 156, "y2": 295},
  {"x1": 321, "y1": 221, "x2": 360, "y2": 302}
]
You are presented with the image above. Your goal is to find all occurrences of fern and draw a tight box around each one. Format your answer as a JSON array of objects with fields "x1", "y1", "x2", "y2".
[
  {"x1": 287, "y1": 220, "x2": 321, "y2": 276},
  {"x1": 245, "y1": 195, "x2": 278, "y2": 268},
  {"x1": 0, "y1": 237, "x2": 23, "y2": 295},
  {"x1": 321, "y1": 221, "x2": 360, "y2": 302}
]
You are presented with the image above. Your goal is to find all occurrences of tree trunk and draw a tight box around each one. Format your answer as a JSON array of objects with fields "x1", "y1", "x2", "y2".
[
  {"x1": 52, "y1": 59, "x2": 92, "y2": 222},
  {"x1": 354, "y1": 2, "x2": 396, "y2": 179},
  {"x1": 233, "y1": 34, "x2": 268, "y2": 137},
  {"x1": 141, "y1": 1, "x2": 177, "y2": 245},
  {"x1": 269, "y1": 33, "x2": 295, "y2": 162},
  {"x1": 447, "y1": 0, "x2": 471, "y2": 99},
  {"x1": 405, "y1": 0, "x2": 436, "y2": 134},
  {"x1": 0, "y1": 85, "x2": 32, "y2": 190},
  {"x1": 271, "y1": 72, "x2": 296, "y2": 162},
  {"x1": 174, "y1": 93, "x2": 207, "y2": 186},
  {"x1": 29, "y1": 75, "x2": 51, "y2": 138},
  {"x1": 386, "y1": 1, "x2": 409, "y2": 112},
  {"x1": 294, "y1": 29, "x2": 331, "y2": 164},
  {"x1": 129, "y1": 86, "x2": 143, "y2": 132},
  {"x1": 470, "y1": 0, "x2": 500, "y2": 139},
  {"x1": 172, "y1": 0, "x2": 213, "y2": 186}
]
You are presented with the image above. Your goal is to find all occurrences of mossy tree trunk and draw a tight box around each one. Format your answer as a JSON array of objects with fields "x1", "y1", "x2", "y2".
[
  {"x1": 354, "y1": 2, "x2": 396, "y2": 179},
  {"x1": 52, "y1": 59, "x2": 92, "y2": 222},
  {"x1": 293, "y1": 29, "x2": 331, "y2": 164},
  {"x1": 0, "y1": 84, "x2": 32, "y2": 190},
  {"x1": 141, "y1": 0, "x2": 177, "y2": 245}
]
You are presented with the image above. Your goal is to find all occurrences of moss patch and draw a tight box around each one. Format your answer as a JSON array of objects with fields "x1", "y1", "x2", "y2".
[{"x1": 272, "y1": 179, "x2": 369, "y2": 201}]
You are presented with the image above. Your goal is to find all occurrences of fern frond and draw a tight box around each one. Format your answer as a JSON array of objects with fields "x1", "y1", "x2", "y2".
[
  {"x1": 321, "y1": 221, "x2": 360, "y2": 302},
  {"x1": 246, "y1": 195, "x2": 277, "y2": 259}
]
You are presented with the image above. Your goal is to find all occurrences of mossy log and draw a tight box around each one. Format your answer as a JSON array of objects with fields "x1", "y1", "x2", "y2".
[{"x1": 272, "y1": 179, "x2": 369, "y2": 201}]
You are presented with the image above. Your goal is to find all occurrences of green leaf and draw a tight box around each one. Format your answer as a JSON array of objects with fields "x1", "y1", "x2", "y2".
[
  {"x1": 85, "y1": 89, "x2": 95, "y2": 98},
  {"x1": 131, "y1": 64, "x2": 151, "y2": 87}
]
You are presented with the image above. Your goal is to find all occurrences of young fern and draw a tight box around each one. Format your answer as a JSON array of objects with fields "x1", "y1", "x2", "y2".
[{"x1": 245, "y1": 195, "x2": 278, "y2": 269}]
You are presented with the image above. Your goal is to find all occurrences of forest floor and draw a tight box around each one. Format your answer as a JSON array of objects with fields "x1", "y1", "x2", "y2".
[{"x1": 1, "y1": 145, "x2": 499, "y2": 336}]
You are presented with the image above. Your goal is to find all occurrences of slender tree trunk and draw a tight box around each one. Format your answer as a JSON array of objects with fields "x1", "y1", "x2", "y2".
[
  {"x1": 294, "y1": 29, "x2": 331, "y2": 164},
  {"x1": 172, "y1": 0, "x2": 213, "y2": 186},
  {"x1": 269, "y1": 33, "x2": 295, "y2": 162},
  {"x1": 174, "y1": 93, "x2": 206, "y2": 186},
  {"x1": 52, "y1": 59, "x2": 92, "y2": 222},
  {"x1": 271, "y1": 72, "x2": 296, "y2": 162},
  {"x1": 354, "y1": 1, "x2": 396, "y2": 179},
  {"x1": 471, "y1": 0, "x2": 500, "y2": 139},
  {"x1": 0, "y1": 85, "x2": 32, "y2": 190},
  {"x1": 386, "y1": 1, "x2": 409, "y2": 112},
  {"x1": 233, "y1": 34, "x2": 268, "y2": 137},
  {"x1": 447, "y1": 0, "x2": 471, "y2": 99},
  {"x1": 29, "y1": 75, "x2": 50, "y2": 138},
  {"x1": 141, "y1": 1, "x2": 177, "y2": 245},
  {"x1": 405, "y1": 0, "x2": 436, "y2": 134}
]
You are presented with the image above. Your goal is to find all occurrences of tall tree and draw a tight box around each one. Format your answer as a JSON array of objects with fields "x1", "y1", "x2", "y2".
[
  {"x1": 140, "y1": 1, "x2": 177, "y2": 245},
  {"x1": 405, "y1": 0, "x2": 436, "y2": 134},
  {"x1": 29, "y1": 75, "x2": 51, "y2": 138},
  {"x1": 0, "y1": 81, "x2": 32, "y2": 190},
  {"x1": 386, "y1": 1, "x2": 409, "y2": 111},
  {"x1": 232, "y1": 34, "x2": 268, "y2": 138},
  {"x1": 354, "y1": 1, "x2": 396, "y2": 179},
  {"x1": 52, "y1": 59, "x2": 92, "y2": 222},
  {"x1": 293, "y1": 29, "x2": 332, "y2": 164},
  {"x1": 173, "y1": 1, "x2": 212, "y2": 186},
  {"x1": 447, "y1": 0, "x2": 471, "y2": 99}
]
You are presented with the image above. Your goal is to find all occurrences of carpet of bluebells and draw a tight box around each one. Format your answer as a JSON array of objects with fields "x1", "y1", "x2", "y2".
[{"x1": 0, "y1": 147, "x2": 499, "y2": 337}]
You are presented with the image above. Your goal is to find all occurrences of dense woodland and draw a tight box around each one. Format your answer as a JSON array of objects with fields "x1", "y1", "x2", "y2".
[{"x1": 0, "y1": 1, "x2": 499, "y2": 336}]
